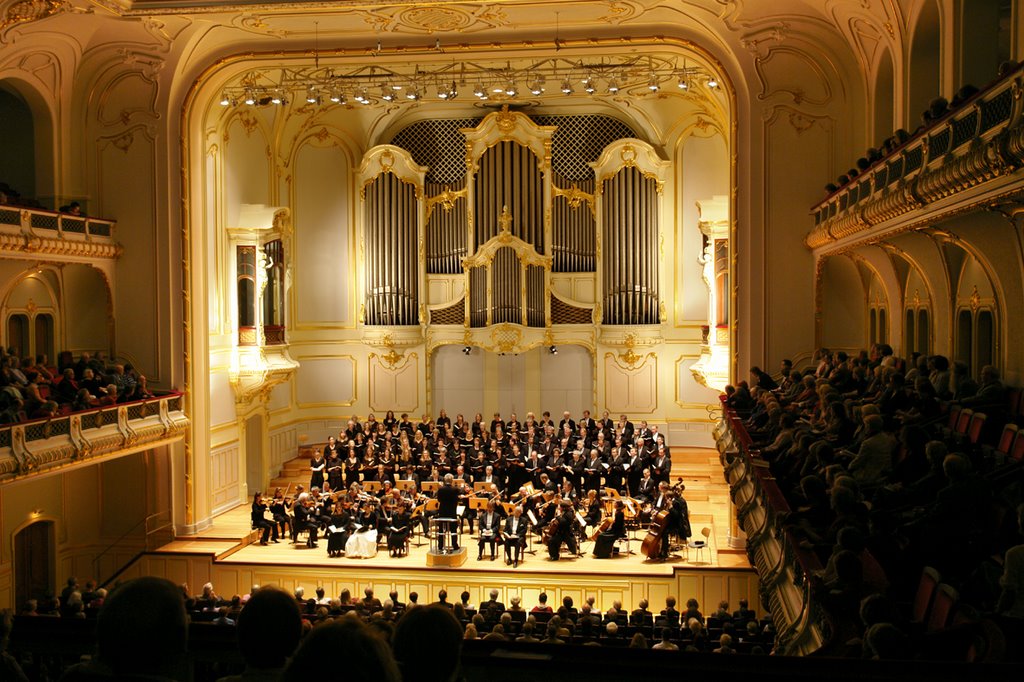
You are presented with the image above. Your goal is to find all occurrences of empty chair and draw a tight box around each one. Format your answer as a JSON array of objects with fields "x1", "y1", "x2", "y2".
[
  {"x1": 688, "y1": 527, "x2": 712, "y2": 564},
  {"x1": 1010, "y1": 431, "x2": 1024, "y2": 463},
  {"x1": 995, "y1": 423, "x2": 1018, "y2": 456}
]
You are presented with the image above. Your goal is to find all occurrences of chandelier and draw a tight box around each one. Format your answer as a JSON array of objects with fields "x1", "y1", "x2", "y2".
[{"x1": 219, "y1": 54, "x2": 719, "y2": 107}]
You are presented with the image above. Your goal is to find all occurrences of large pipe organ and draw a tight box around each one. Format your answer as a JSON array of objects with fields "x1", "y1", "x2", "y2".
[
  {"x1": 357, "y1": 107, "x2": 669, "y2": 357},
  {"x1": 342, "y1": 105, "x2": 731, "y2": 439}
]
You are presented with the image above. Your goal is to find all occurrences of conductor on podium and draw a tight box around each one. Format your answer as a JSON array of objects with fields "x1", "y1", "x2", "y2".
[{"x1": 436, "y1": 473, "x2": 461, "y2": 551}]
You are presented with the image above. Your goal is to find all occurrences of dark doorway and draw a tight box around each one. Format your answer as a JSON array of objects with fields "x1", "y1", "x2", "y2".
[{"x1": 14, "y1": 520, "x2": 54, "y2": 609}]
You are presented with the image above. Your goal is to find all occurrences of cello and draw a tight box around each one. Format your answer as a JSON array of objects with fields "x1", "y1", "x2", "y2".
[{"x1": 641, "y1": 508, "x2": 670, "y2": 559}]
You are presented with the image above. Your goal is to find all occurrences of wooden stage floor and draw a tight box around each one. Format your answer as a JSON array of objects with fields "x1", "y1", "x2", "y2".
[
  {"x1": 140, "y1": 449, "x2": 757, "y2": 615},
  {"x1": 161, "y1": 447, "x2": 750, "y2": 577}
]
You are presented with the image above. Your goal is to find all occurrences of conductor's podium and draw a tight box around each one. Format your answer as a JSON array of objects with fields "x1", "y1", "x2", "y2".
[{"x1": 427, "y1": 517, "x2": 468, "y2": 567}]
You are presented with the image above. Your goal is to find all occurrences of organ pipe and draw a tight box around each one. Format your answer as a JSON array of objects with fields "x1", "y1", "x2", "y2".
[
  {"x1": 602, "y1": 167, "x2": 659, "y2": 325},
  {"x1": 364, "y1": 173, "x2": 419, "y2": 325}
]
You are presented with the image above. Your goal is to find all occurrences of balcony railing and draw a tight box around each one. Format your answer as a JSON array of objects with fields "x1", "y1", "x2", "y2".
[
  {"x1": 807, "y1": 63, "x2": 1024, "y2": 249},
  {"x1": 714, "y1": 401, "x2": 832, "y2": 655},
  {"x1": 0, "y1": 205, "x2": 121, "y2": 258},
  {"x1": 0, "y1": 392, "x2": 188, "y2": 481}
]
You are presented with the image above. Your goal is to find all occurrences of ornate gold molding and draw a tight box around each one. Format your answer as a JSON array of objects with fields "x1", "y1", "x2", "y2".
[
  {"x1": 357, "y1": 144, "x2": 427, "y2": 200},
  {"x1": 551, "y1": 183, "x2": 596, "y2": 218},
  {"x1": 0, "y1": 232, "x2": 124, "y2": 259},
  {"x1": 461, "y1": 206, "x2": 552, "y2": 270},
  {"x1": 425, "y1": 187, "x2": 468, "y2": 221},
  {"x1": 0, "y1": 0, "x2": 70, "y2": 37}
]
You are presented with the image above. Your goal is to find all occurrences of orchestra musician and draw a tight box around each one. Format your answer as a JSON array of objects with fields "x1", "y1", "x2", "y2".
[
  {"x1": 503, "y1": 506, "x2": 529, "y2": 568},
  {"x1": 547, "y1": 500, "x2": 579, "y2": 561},
  {"x1": 477, "y1": 500, "x2": 502, "y2": 561},
  {"x1": 326, "y1": 498, "x2": 351, "y2": 558},
  {"x1": 250, "y1": 492, "x2": 278, "y2": 545},
  {"x1": 269, "y1": 488, "x2": 291, "y2": 539},
  {"x1": 293, "y1": 497, "x2": 319, "y2": 548},
  {"x1": 387, "y1": 500, "x2": 411, "y2": 557},
  {"x1": 594, "y1": 500, "x2": 626, "y2": 559}
]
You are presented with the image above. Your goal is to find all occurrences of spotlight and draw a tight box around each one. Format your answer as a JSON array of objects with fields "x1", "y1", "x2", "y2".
[
  {"x1": 677, "y1": 78, "x2": 689, "y2": 91},
  {"x1": 561, "y1": 79, "x2": 574, "y2": 95},
  {"x1": 271, "y1": 91, "x2": 283, "y2": 105},
  {"x1": 474, "y1": 83, "x2": 487, "y2": 99},
  {"x1": 243, "y1": 89, "x2": 256, "y2": 106},
  {"x1": 607, "y1": 79, "x2": 620, "y2": 94},
  {"x1": 406, "y1": 88, "x2": 421, "y2": 101},
  {"x1": 219, "y1": 93, "x2": 230, "y2": 106},
  {"x1": 462, "y1": 346, "x2": 472, "y2": 355},
  {"x1": 549, "y1": 345, "x2": 558, "y2": 355},
  {"x1": 707, "y1": 75, "x2": 719, "y2": 89},
  {"x1": 381, "y1": 87, "x2": 396, "y2": 102},
  {"x1": 306, "y1": 87, "x2": 319, "y2": 104},
  {"x1": 329, "y1": 91, "x2": 342, "y2": 104},
  {"x1": 647, "y1": 73, "x2": 660, "y2": 91},
  {"x1": 505, "y1": 81, "x2": 518, "y2": 97},
  {"x1": 529, "y1": 80, "x2": 545, "y2": 95},
  {"x1": 583, "y1": 78, "x2": 596, "y2": 94}
]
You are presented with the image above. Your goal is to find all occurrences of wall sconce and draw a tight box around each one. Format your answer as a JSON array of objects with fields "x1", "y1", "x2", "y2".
[
  {"x1": 549, "y1": 345, "x2": 558, "y2": 355},
  {"x1": 462, "y1": 346, "x2": 472, "y2": 355}
]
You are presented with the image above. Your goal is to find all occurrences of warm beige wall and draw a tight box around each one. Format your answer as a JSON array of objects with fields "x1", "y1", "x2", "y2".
[{"x1": 0, "y1": 448, "x2": 170, "y2": 610}]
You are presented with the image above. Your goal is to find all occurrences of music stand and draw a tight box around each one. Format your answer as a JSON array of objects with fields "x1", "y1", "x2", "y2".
[
  {"x1": 363, "y1": 480, "x2": 382, "y2": 493},
  {"x1": 422, "y1": 481, "x2": 440, "y2": 494},
  {"x1": 525, "y1": 510, "x2": 539, "y2": 555},
  {"x1": 396, "y1": 480, "x2": 417, "y2": 493},
  {"x1": 468, "y1": 497, "x2": 490, "y2": 511},
  {"x1": 473, "y1": 482, "x2": 494, "y2": 491}
]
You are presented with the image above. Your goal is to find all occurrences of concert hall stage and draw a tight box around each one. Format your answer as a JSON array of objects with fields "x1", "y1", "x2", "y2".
[{"x1": 137, "y1": 448, "x2": 759, "y2": 615}]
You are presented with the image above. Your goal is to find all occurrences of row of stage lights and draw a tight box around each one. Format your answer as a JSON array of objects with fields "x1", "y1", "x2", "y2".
[{"x1": 221, "y1": 74, "x2": 719, "y2": 107}]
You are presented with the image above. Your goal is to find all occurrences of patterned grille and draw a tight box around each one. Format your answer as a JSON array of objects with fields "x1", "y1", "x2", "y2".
[
  {"x1": 928, "y1": 129, "x2": 950, "y2": 159},
  {"x1": 551, "y1": 295, "x2": 593, "y2": 324},
  {"x1": 886, "y1": 157, "x2": 904, "y2": 185},
  {"x1": 981, "y1": 89, "x2": 1013, "y2": 132},
  {"x1": 31, "y1": 213, "x2": 58, "y2": 230},
  {"x1": 89, "y1": 221, "x2": 112, "y2": 237},
  {"x1": 904, "y1": 146, "x2": 923, "y2": 174},
  {"x1": 0, "y1": 430, "x2": 9, "y2": 448},
  {"x1": 63, "y1": 217, "x2": 86, "y2": 234},
  {"x1": 390, "y1": 118, "x2": 480, "y2": 183},
  {"x1": 168, "y1": 395, "x2": 182, "y2": 412},
  {"x1": 857, "y1": 180, "x2": 871, "y2": 203},
  {"x1": 951, "y1": 111, "x2": 978, "y2": 149},
  {"x1": 390, "y1": 114, "x2": 637, "y2": 184},
  {"x1": 534, "y1": 115, "x2": 637, "y2": 181},
  {"x1": 0, "y1": 209, "x2": 19, "y2": 225},
  {"x1": 430, "y1": 299, "x2": 465, "y2": 325}
]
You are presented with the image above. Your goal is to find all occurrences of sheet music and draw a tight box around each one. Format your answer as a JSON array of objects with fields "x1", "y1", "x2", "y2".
[
  {"x1": 456, "y1": 504, "x2": 466, "y2": 517},
  {"x1": 329, "y1": 525, "x2": 344, "y2": 534},
  {"x1": 601, "y1": 462, "x2": 610, "y2": 470},
  {"x1": 527, "y1": 510, "x2": 539, "y2": 526}
]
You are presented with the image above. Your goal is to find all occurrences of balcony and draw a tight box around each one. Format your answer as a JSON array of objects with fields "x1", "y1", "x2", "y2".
[
  {"x1": 0, "y1": 205, "x2": 122, "y2": 260},
  {"x1": 0, "y1": 392, "x2": 188, "y2": 482},
  {"x1": 807, "y1": 63, "x2": 1024, "y2": 250}
]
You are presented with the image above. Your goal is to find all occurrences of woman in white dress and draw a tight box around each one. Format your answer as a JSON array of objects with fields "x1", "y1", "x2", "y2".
[{"x1": 345, "y1": 501, "x2": 379, "y2": 558}]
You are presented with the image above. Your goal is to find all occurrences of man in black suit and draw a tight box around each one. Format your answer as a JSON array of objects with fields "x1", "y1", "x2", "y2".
[
  {"x1": 558, "y1": 411, "x2": 576, "y2": 435},
  {"x1": 436, "y1": 474, "x2": 461, "y2": 551},
  {"x1": 477, "y1": 501, "x2": 501, "y2": 560},
  {"x1": 636, "y1": 468, "x2": 657, "y2": 503},
  {"x1": 580, "y1": 410, "x2": 597, "y2": 438},
  {"x1": 626, "y1": 446, "x2": 644, "y2": 496},
  {"x1": 503, "y1": 506, "x2": 529, "y2": 568}
]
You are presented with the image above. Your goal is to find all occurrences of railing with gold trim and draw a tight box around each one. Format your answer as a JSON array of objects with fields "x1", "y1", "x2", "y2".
[
  {"x1": 0, "y1": 205, "x2": 121, "y2": 258},
  {"x1": 0, "y1": 392, "x2": 188, "y2": 482},
  {"x1": 807, "y1": 64, "x2": 1024, "y2": 250}
]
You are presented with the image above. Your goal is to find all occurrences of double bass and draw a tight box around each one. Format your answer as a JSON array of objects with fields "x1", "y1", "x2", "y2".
[{"x1": 640, "y1": 508, "x2": 670, "y2": 559}]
